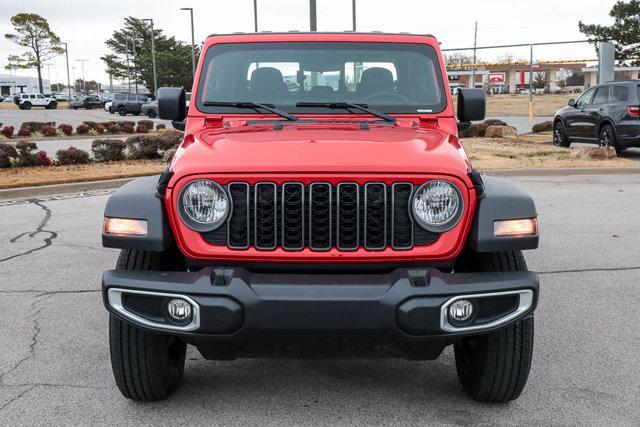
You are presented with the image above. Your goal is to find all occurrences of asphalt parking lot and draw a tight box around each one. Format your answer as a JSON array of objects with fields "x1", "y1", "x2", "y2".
[
  {"x1": 0, "y1": 107, "x2": 170, "y2": 129},
  {"x1": 0, "y1": 174, "x2": 639, "y2": 424}
]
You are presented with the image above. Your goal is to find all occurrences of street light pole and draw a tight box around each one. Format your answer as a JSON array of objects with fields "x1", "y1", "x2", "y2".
[
  {"x1": 310, "y1": 0, "x2": 317, "y2": 31},
  {"x1": 471, "y1": 21, "x2": 477, "y2": 89},
  {"x1": 180, "y1": 7, "x2": 196, "y2": 80},
  {"x1": 253, "y1": 0, "x2": 258, "y2": 32},
  {"x1": 76, "y1": 59, "x2": 88, "y2": 93},
  {"x1": 352, "y1": 0, "x2": 356, "y2": 31},
  {"x1": 142, "y1": 18, "x2": 158, "y2": 96}
]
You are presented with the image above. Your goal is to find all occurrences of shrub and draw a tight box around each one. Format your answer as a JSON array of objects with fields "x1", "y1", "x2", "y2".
[
  {"x1": 37, "y1": 151, "x2": 52, "y2": 166},
  {"x1": 532, "y1": 121, "x2": 554, "y2": 133},
  {"x1": 137, "y1": 120, "x2": 153, "y2": 130},
  {"x1": 42, "y1": 125, "x2": 57, "y2": 137},
  {"x1": 15, "y1": 140, "x2": 41, "y2": 166},
  {"x1": 82, "y1": 121, "x2": 98, "y2": 130},
  {"x1": 17, "y1": 126, "x2": 32, "y2": 137},
  {"x1": 154, "y1": 129, "x2": 183, "y2": 152},
  {"x1": 162, "y1": 147, "x2": 177, "y2": 163},
  {"x1": 20, "y1": 122, "x2": 55, "y2": 133},
  {"x1": 56, "y1": 146, "x2": 91, "y2": 164},
  {"x1": 107, "y1": 124, "x2": 119, "y2": 133},
  {"x1": 76, "y1": 124, "x2": 90, "y2": 135},
  {"x1": 483, "y1": 119, "x2": 508, "y2": 127},
  {"x1": 58, "y1": 124, "x2": 73, "y2": 136},
  {"x1": 96, "y1": 124, "x2": 106, "y2": 134},
  {"x1": 1, "y1": 126, "x2": 15, "y2": 138},
  {"x1": 116, "y1": 120, "x2": 135, "y2": 131},
  {"x1": 121, "y1": 123, "x2": 135, "y2": 134},
  {"x1": 155, "y1": 123, "x2": 166, "y2": 130},
  {"x1": 136, "y1": 124, "x2": 148, "y2": 133},
  {"x1": 91, "y1": 139, "x2": 126, "y2": 162},
  {"x1": 0, "y1": 143, "x2": 18, "y2": 168},
  {"x1": 125, "y1": 135, "x2": 160, "y2": 159}
]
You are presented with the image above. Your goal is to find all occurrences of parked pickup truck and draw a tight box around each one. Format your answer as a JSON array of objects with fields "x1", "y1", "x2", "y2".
[{"x1": 101, "y1": 32, "x2": 540, "y2": 403}]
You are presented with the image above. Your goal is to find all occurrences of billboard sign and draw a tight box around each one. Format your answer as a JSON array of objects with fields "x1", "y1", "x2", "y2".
[{"x1": 489, "y1": 72, "x2": 506, "y2": 83}]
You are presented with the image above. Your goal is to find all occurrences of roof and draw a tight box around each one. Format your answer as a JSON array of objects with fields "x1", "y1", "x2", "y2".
[{"x1": 207, "y1": 31, "x2": 436, "y2": 38}]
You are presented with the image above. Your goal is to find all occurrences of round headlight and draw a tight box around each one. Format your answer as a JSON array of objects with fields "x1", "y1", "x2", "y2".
[
  {"x1": 412, "y1": 180, "x2": 463, "y2": 232},
  {"x1": 178, "y1": 180, "x2": 229, "y2": 232}
]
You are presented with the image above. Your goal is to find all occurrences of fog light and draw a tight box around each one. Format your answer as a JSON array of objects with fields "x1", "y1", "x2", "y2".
[
  {"x1": 449, "y1": 299, "x2": 474, "y2": 323},
  {"x1": 167, "y1": 298, "x2": 192, "y2": 321}
]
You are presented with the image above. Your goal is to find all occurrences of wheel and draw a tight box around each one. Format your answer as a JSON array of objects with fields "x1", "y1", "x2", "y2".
[
  {"x1": 22, "y1": 102, "x2": 31, "y2": 110},
  {"x1": 118, "y1": 106, "x2": 126, "y2": 116},
  {"x1": 86, "y1": 105, "x2": 92, "y2": 110},
  {"x1": 453, "y1": 250, "x2": 534, "y2": 403},
  {"x1": 599, "y1": 123, "x2": 622, "y2": 156},
  {"x1": 109, "y1": 249, "x2": 187, "y2": 401},
  {"x1": 73, "y1": 106, "x2": 78, "y2": 110},
  {"x1": 553, "y1": 120, "x2": 570, "y2": 147},
  {"x1": 147, "y1": 110, "x2": 156, "y2": 118},
  {"x1": 108, "y1": 107, "x2": 113, "y2": 114},
  {"x1": 50, "y1": 102, "x2": 57, "y2": 109}
]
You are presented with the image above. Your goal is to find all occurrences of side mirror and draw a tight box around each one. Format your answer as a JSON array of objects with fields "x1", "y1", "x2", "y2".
[
  {"x1": 568, "y1": 99, "x2": 576, "y2": 107},
  {"x1": 457, "y1": 88, "x2": 486, "y2": 124},
  {"x1": 158, "y1": 87, "x2": 186, "y2": 129}
]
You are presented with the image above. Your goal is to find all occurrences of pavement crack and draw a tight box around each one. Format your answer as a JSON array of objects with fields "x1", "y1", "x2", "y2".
[
  {"x1": 0, "y1": 385, "x2": 37, "y2": 412},
  {"x1": 0, "y1": 295, "x2": 46, "y2": 385},
  {"x1": 0, "y1": 201, "x2": 58, "y2": 263},
  {"x1": 539, "y1": 266, "x2": 640, "y2": 275}
]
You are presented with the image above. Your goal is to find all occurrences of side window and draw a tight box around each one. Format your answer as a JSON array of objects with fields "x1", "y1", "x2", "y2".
[
  {"x1": 30, "y1": 95, "x2": 36, "y2": 99},
  {"x1": 576, "y1": 88, "x2": 595, "y2": 106},
  {"x1": 591, "y1": 86, "x2": 609, "y2": 105},
  {"x1": 137, "y1": 95, "x2": 147, "y2": 102},
  {"x1": 37, "y1": 95, "x2": 44, "y2": 99},
  {"x1": 612, "y1": 86, "x2": 629, "y2": 102},
  {"x1": 127, "y1": 94, "x2": 136, "y2": 101}
]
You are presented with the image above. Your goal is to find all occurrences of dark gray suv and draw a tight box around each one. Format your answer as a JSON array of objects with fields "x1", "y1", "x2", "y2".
[
  {"x1": 553, "y1": 80, "x2": 640, "y2": 155},
  {"x1": 111, "y1": 93, "x2": 150, "y2": 116}
]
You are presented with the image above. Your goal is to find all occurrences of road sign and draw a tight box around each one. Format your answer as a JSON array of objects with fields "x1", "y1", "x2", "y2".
[{"x1": 489, "y1": 72, "x2": 505, "y2": 83}]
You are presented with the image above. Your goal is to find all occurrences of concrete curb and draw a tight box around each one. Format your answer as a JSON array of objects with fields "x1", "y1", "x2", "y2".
[
  {"x1": 0, "y1": 178, "x2": 136, "y2": 200},
  {"x1": 483, "y1": 167, "x2": 640, "y2": 177},
  {"x1": 2, "y1": 167, "x2": 640, "y2": 200}
]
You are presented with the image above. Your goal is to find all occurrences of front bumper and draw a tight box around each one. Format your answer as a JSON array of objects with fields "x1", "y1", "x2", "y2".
[{"x1": 102, "y1": 267, "x2": 538, "y2": 358}]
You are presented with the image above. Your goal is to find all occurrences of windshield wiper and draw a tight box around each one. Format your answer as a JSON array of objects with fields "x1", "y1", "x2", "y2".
[
  {"x1": 202, "y1": 101, "x2": 298, "y2": 121},
  {"x1": 295, "y1": 102, "x2": 396, "y2": 123}
]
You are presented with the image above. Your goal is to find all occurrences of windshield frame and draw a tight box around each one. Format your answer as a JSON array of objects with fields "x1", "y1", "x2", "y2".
[{"x1": 195, "y1": 41, "x2": 448, "y2": 116}]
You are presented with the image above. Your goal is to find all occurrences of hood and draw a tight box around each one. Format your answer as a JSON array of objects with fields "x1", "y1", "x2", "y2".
[{"x1": 170, "y1": 123, "x2": 470, "y2": 180}]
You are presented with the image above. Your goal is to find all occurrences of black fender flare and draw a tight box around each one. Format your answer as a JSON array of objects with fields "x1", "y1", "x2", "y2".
[
  {"x1": 102, "y1": 175, "x2": 174, "y2": 252},
  {"x1": 468, "y1": 176, "x2": 539, "y2": 252}
]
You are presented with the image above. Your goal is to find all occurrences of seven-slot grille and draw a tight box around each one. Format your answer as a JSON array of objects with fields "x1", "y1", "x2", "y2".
[{"x1": 201, "y1": 182, "x2": 441, "y2": 251}]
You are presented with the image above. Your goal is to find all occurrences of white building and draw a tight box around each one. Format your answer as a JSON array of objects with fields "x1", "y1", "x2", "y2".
[{"x1": 0, "y1": 73, "x2": 51, "y2": 96}]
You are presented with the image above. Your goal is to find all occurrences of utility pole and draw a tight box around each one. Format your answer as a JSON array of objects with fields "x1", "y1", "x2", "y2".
[
  {"x1": 131, "y1": 35, "x2": 138, "y2": 94},
  {"x1": 253, "y1": 0, "x2": 258, "y2": 32},
  {"x1": 142, "y1": 18, "x2": 158, "y2": 96},
  {"x1": 125, "y1": 37, "x2": 131, "y2": 93},
  {"x1": 529, "y1": 44, "x2": 534, "y2": 124},
  {"x1": 76, "y1": 59, "x2": 88, "y2": 93},
  {"x1": 352, "y1": 0, "x2": 356, "y2": 31},
  {"x1": 310, "y1": 0, "x2": 317, "y2": 31},
  {"x1": 471, "y1": 21, "x2": 477, "y2": 89},
  {"x1": 180, "y1": 7, "x2": 196, "y2": 80}
]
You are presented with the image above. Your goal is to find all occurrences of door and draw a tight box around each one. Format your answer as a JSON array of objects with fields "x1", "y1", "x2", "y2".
[
  {"x1": 36, "y1": 94, "x2": 46, "y2": 106},
  {"x1": 564, "y1": 87, "x2": 595, "y2": 138},
  {"x1": 126, "y1": 94, "x2": 136, "y2": 112},
  {"x1": 581, "y1": 85, "x2": 610, "y2": 140}
]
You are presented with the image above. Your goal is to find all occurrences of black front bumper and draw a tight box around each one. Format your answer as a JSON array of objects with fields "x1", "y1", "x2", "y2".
[{"x1": 102, "y1": 267, "x2": 538, "y2": 359}]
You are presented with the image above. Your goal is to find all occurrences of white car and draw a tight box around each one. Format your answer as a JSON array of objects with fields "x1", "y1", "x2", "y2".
[
  {"x1": 17, "y1": 93, "x2": 57, "y2": 110},
  {"x1": 105, "y1": 101, "x2": 113, "y2": 113}
]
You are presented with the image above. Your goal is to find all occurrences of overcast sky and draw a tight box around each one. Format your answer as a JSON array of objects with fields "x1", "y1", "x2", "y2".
[{"x1": 0, "y1": 0, "x2": 617, "y2": 85}]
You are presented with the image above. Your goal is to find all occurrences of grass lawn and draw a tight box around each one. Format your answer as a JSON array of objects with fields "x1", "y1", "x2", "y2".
[
  {"x1": 0, "y1": 160, "x2": 165, "y2": 189},
  {"x1": 453, "y1": 93, "x2": 575, "y2": 117}
]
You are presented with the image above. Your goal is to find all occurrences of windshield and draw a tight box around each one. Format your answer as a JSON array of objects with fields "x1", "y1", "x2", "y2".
[{"x1": 196, "y1": 42, "x2": 446, "y2": 115}]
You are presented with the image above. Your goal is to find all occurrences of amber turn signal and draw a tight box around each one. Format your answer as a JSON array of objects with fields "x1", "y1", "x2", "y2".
[
  {"x1": 493, "y1": 218, "x2": 537, "y2": 237},
  {"x1": 103, "y1": 217, "x2": 148, "y2": 236}
]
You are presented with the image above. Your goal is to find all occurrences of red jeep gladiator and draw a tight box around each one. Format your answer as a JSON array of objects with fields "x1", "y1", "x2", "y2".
[{"x1": 102, "y1": 32, "x2": 539, "y2": 403}]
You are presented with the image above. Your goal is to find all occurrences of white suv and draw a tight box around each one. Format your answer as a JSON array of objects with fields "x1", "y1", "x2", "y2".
[{"x1": 16, "y1": 93, "x2": 57, "y2": 110}]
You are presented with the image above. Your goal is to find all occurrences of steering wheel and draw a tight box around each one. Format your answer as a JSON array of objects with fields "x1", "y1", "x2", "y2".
[{"x1": 365, "y1": 91, "x2": 409, "y2": 102}]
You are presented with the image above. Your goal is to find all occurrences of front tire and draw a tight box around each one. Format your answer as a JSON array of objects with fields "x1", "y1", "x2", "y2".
[
  {"x1": 109, "y1": 249, "x2": 187, "y2": 401},
  {"x1": 453, "y1": 250, "x2": 534, "y2": 403},
  {"x1": 147, "y1": 110, "x2": 156, "y2": 118},
  {"x1": 553, "y1": 120, "x2": 570, "y2": 147},
  {"x1": 118, "y1": 106, "x2": 126, "y2": 116}
]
